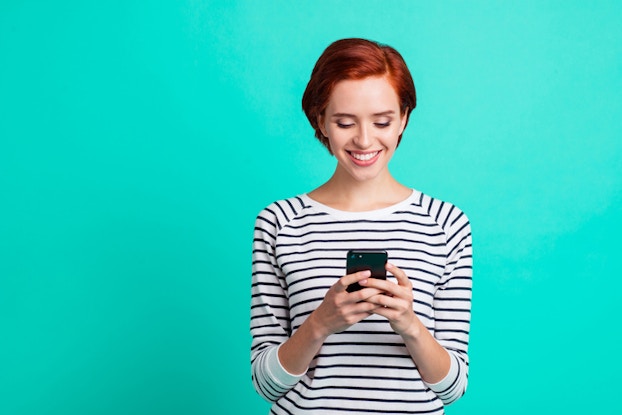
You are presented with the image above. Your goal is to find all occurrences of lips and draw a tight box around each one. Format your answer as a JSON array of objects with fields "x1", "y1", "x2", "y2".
[{"x1": 348, "y1": 150, "x2": 381, "y2": 166}]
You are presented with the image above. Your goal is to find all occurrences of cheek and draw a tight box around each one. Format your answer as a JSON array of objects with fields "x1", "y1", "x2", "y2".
[
  {"x1": 327, "y1": 128, "x2": 348, "y2": 144},
  {"x1": 383, "y1": 128, "x2": 402, "y2": 148},
  {"x1": 326, "y1": 134, "x2": 342, "y2": 154}
]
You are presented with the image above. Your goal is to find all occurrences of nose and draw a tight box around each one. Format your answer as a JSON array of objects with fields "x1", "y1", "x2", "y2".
[{"x1": 353, "y1": 124, "x2": 372, "y2": 148}]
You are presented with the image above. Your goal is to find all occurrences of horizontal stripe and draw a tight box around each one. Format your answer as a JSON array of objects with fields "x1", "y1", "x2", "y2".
[{"x1": 251, "y1": 190, "x2": 472, "y2": 414}]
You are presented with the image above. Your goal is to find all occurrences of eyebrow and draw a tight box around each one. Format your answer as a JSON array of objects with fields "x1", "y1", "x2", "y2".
[{"x1": 331, "y1": 110, "x2": 396, "y2": 118}]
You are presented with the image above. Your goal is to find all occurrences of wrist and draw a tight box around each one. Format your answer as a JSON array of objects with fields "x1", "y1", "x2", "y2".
[
  {"x1": 398, "y1": 316, "x2": 424, "y2": 342},
  {"x1": 306, "y1": 310, "x2": 332, "y2": 341}
]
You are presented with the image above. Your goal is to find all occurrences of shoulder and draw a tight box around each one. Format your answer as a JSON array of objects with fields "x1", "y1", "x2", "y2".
[
  {"x1": 415, "y1": 190, "x2": 471, "y2": 236},
  {"x1": 255, "y1": 195, "x2": 311, "y2": 233}
]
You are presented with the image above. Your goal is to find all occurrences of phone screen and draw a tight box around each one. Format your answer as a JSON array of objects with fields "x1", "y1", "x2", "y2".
[{"x1": 346, "y1": 250, "x2": 387, "y2": 292}]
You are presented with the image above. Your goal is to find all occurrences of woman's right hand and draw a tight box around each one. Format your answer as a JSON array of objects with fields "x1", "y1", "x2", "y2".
[
  {"x1": 308, "y1": 270, "x2": 385, "y2": 338},
  {"x1": 277, "y1": 270, "x2": 385, "y2": 375}
]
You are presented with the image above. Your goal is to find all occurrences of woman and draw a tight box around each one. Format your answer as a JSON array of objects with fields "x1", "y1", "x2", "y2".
[{"x1": 250, "y1": 38, "x2": 472, "y2": 414}]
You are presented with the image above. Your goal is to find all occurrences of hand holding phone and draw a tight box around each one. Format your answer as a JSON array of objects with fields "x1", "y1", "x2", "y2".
[{"x1": 346, "y1": 250, "x2": 387, "y2": 292}]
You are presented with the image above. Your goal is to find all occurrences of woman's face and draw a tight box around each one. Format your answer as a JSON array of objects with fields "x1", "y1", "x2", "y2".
[{"x1": 319, "y1": 75, "x2": 407, "y2": 184}]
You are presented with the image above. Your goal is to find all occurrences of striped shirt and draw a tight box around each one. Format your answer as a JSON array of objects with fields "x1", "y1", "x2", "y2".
[{"x1": 250, "y1": 189, "x2": 472, "y2": 414}]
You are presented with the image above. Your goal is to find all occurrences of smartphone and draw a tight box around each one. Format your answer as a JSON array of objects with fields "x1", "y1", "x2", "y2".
[{"x1": 346, "y1": 250, "x2": 388, "y2": 292}]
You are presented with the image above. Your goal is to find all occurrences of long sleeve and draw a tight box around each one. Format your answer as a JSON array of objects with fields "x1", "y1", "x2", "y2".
[
  {"x1": 250, "y1": 203, "x2": 304, "y2": 402},
  {"x1": 424, "y1": 202, "x2": 473, "y2": 404}
]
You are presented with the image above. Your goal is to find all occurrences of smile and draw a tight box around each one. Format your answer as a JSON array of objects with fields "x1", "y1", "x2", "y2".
[
  {"x1": 347, "y1": 150, "x2": 381, "y2": 166},
  {"x1": 349, "y1": 151, "x2": 380, "y2": 161}
]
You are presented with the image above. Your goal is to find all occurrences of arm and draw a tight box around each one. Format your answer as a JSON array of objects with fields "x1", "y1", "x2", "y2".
[
  {"x1": 250, "y1": 210, "x2": 297, "y2": 402},
  {"x1": 425, "y1": 215, "x2": 472, "y2": 403},
  {"x1": 362, "y1": 213, "x2": 472, "y2": 405},
  {"x1": 250, "y1": 209, "x2": 382, "y2": 401},
  {"x1": 277, "y1": 269, "x2": 382, "y2": 374},
  {"x1": 360, "y1": 265, "x2": 452, "y2": 384}
]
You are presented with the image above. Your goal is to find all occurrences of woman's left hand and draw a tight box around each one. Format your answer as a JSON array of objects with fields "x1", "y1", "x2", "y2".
[{"x1": 359, "y1": 262, "x2": 418, "y2": 336}]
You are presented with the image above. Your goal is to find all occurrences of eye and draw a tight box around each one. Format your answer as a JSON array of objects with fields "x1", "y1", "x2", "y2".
[
  {"x1": 336, "y1": 122, "x2": 354, "y2": 129},
  {"x1": 375, "y1": 122, "x2": 391, "y2": 128}
]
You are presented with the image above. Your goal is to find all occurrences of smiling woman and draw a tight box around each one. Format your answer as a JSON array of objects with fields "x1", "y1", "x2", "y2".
[
  {"x1": 317, "y1": 76, "x2": 408, "y2": 186},
  {"x1": 302, "y1": 38, "x2": 416, "y2": 151},
  {"x1": 250, "y1": 38, "x2": 472, "y2": 415}
]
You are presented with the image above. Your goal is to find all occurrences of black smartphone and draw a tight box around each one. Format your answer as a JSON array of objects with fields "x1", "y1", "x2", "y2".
[{"x1": 346, "y1": 250, "x2": 388, "y2": 292}]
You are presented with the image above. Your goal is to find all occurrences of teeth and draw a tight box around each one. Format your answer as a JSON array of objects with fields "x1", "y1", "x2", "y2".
[{"x1": 351, "y1": 151, "x2": 379, "y2": 161}]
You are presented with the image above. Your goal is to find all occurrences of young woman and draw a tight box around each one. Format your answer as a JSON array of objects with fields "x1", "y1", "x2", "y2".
[{"x1": 250, "y1": 38, "x2": 472, "y2": 414}]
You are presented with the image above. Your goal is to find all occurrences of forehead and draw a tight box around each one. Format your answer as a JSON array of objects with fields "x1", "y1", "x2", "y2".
[{"x1": 326, "y1": 76, "x2": 400, "y2": 114}]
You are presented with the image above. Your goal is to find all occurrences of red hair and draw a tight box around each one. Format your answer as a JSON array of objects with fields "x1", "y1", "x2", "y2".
[{"x1": 302, "y1": 38, "x2": 416, "y2": 151}]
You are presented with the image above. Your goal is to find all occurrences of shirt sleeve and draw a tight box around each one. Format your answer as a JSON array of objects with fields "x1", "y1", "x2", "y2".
[
  {"x1": 250, "y1": 206, "x2": 302, "y2": 402},
  {"x1": 424, "y1": 206, "x2": 473, "y2": 405}
]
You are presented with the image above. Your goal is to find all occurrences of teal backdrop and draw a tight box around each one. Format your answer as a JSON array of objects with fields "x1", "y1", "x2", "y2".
[{"x1": 2, "y1": 1, "x2": 621, "y2": 414}]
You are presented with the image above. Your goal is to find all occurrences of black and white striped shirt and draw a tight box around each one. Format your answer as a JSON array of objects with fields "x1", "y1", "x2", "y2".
[{"x1": 251, "y1": 189, "x2": 472, "y2": 414}]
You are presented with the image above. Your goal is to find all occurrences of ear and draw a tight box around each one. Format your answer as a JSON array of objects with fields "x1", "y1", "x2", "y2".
[
  {"x1": 317, "y1": 114, "x2": 328, "y2": 138},
  {"x1": 398, "y1": 108, "x2": 409, "y2": 135}
]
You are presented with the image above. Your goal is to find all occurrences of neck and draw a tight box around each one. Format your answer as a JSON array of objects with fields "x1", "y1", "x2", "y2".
[{"x1": 309, "y1": 168, "x2": 411, "y2": 212}]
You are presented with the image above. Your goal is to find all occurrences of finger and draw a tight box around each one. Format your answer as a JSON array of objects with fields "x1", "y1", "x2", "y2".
[
  {"x1": 358, "y1": 278, "x2": 398, "y2": 298},
  {"x1": 352, "y1": 287, "x2": 385, "y2": 301},
  {"x1": 336, "y1": 270, "x2": 371, "y2": 292},
  {"x1": 365, "y1": 293, "x2": 397, "y2": 309},
  {"x1": 351, "y1": 299, "x2": 383, "y2": 314},
  {"x1": 386, "y1": 263, "x2": 412, "y2": 287}
]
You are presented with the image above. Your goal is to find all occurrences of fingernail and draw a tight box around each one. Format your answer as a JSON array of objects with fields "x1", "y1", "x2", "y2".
[
  {"x1": 360, "y1": 279, "x2": 368, "y2": 285},
  {"x1": 362, "y1": 270, "x2": 371, "y2": 277},
  {"x1": 386, "y1": 263, "x2": 393, "y2": 269}
]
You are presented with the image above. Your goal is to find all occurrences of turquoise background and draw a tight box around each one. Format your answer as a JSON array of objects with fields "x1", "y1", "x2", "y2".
[{"x1": 1, "y1": 1, "x2": 621, "y2": 414}]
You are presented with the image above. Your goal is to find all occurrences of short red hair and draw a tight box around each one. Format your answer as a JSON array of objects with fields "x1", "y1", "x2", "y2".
[{"x1": 302, "y1": 38, "x2": 416, "y2": 151}]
